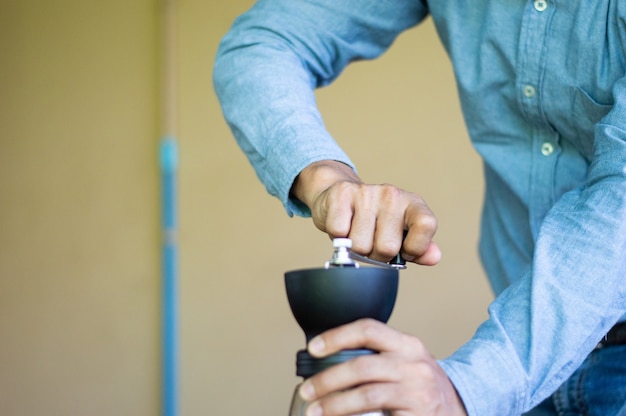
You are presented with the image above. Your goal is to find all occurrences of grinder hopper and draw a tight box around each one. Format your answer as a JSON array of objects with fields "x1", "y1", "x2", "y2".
[{"x1": 284, "y1": 238, "x2": 401, "y2": 378}]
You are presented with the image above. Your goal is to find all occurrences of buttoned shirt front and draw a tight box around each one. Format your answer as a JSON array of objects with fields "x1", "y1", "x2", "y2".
[{"x1": 214, "y1": 1, "x2": 626, "y2": 414}]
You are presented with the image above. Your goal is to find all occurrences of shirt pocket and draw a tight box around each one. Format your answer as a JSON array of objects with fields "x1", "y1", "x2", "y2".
[{"x1": 572, "y1": 87, "x2": 613, "y2": 159}]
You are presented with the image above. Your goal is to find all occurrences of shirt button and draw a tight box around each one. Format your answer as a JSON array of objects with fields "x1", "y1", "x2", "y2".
[
  {"x1": 523, "y1": 85, "x2": 536, "y2": 98},
  {"x1": 534, "y1": 0, "x2": 548, "y2": 11},
  {"x1": 541, "y1": 142, "x2": 554, "y2": 156}
]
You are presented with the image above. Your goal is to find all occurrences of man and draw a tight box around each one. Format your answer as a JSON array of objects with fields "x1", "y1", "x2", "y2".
[{"x1": 214, "y1": 1, "x2": 626, "y2": 415}]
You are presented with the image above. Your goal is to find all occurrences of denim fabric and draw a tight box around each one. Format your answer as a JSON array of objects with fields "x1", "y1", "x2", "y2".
[
  {"x1": 214, "y1": 1, "x2": 626, "y2": 414},
  {"x1": 524, "y1": 345, "x2": 626, "y2": 416}
]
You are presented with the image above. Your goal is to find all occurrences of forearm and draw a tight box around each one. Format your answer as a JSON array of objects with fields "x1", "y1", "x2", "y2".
[
  {"x1": 214, "y1": 0, "x2": 426, "y2": 216},
  {"x1": 214, "y1": 27, "x2": 350, "y2": 217},
  {"x1": 442, "y1": 83, "x2": 626, "y2": 414}
]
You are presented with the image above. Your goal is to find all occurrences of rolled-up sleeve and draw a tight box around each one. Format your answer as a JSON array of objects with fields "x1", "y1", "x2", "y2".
[{"x1": 213, "y1": 0, "x2": 427, "y2": 216}]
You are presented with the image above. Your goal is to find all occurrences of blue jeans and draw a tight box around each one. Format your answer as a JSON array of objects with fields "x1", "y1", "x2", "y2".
[{"x1": 524, "y1": 345, "x2": 626, "y2": 416}]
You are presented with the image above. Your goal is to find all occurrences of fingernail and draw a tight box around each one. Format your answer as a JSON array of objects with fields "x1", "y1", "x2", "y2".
[
  {"x1": 308, "y1": 336, "x2": 325, "y2": 356},
  {"x1": 299, "y1": 381, "x2": 315, "y2": 401},
  {"x1": 306, "y1": 401, "x2": 323, "y2": 416}
]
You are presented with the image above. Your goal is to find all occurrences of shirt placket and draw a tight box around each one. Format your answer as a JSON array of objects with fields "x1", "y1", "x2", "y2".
[{"x1": 516, "y1": 0, "x2": 561, "y2": 238}]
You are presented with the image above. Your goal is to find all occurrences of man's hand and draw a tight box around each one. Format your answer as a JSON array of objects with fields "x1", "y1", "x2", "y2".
[
  {"x1": 291, "y1": 161, "x2": 441, "y2": 265},
  {"x1": 298, "y1": 319, "x2": 467, "y2": 416}
]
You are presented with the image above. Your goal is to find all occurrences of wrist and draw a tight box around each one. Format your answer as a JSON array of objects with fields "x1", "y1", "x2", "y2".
[{"x1": 291, "y1": 160, "x2": 360, "y2": 210}]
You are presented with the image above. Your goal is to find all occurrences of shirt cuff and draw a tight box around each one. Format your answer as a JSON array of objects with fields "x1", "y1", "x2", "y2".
[{"x1": 439, "y1": 338, "x2": 527, "y2": 416}]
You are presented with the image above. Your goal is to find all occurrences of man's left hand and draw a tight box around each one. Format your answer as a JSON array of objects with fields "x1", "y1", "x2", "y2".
[{"x1": 298, "y1": 319, "x2": 467, "y2": 416}]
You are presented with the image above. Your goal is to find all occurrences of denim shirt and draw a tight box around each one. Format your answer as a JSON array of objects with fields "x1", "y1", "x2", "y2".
[{"x1": 214, "y1": 1, "x2": 626, "y2": 414}]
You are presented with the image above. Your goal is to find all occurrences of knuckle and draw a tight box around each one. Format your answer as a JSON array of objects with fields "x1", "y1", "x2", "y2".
[
  {"x1": 402, "y1": 331, "x2": 425, "y2": 349},
  {"x1": 413, "y1": 361, "x2": 438, "y2": 384},
  {"x1": 373, "y1": 239, "x2": 400, "y2": 259},
  {"x1": 351, "y1": 238, "x2": 374, "y2": 256},
  {"x1": 325, "y1": 222, "x2": 349, "y2": 239},
  {"x1": 414, "y1": 212, "x2": 438, "y2": 233},
  {"x1": 324, "y1": 182, "x2": 355, "y2": 210},
  {"x1": 379, "y1": 183, "x2": 402, "y2": 199},
  {"x1": 359, "y1": 318, "x2": 385, "y2": 341},
  {"x1": 329, "y1": 179, "x2": 351, "y2": 193}
]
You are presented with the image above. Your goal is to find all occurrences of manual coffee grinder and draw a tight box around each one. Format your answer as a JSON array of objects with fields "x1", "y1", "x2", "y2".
[{"x1": 285, "y1": 238, "x2": 404, "y2": 416}]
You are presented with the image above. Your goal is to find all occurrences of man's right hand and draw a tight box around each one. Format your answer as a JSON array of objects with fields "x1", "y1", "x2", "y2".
[{"x1": 291, "y1": 160, "x2": 441, "y2": 266}]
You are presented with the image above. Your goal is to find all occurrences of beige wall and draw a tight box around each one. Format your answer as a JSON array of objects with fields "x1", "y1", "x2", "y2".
[{"x1": 0, "y1": 1, "x2": 492, "y2": 415}]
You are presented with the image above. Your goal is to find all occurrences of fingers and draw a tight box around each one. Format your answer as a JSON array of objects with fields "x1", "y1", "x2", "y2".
[
  {"x1": 302, "y1": 320, "x2": 427, "y2": 405},
  {"x1": 334, "y1": 184, "x2": 403, "y2": 255},
  {"x1": 319, "y1": 181, "x2": 361, "y2": 239},
  {"x1": 299, "y1": 320, "x2": 467, "y2": 416},
  {"x1": 402, "y1": 198, "x2": 440, "y2": 265},
  {"x1": 316, "y1": 182, "x2": 439, "y2": 265},
  {"x1": 303, "y1": 364, "x2": 458, "y2": 416},
  {"x1": 307, "y1": 319, "x2": 425, "y2": 359},
  {"x1": 300, "y1": 347, "x2": 416, "y2": 415},
  {"x1": 303, "y1": 380, "x2": 408, "y2": 416},
  {"x1": 410, "y1": 241, "x2": 442, "y2": 266},
  {"x1": 300, "y1": 353, "x2": 402, "y2": 403}
]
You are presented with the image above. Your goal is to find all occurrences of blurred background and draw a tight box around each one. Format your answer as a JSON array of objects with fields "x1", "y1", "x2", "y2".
[{"x1": 0, "y1": 1, "x2": 493, "y2": 414}]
